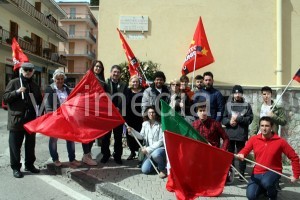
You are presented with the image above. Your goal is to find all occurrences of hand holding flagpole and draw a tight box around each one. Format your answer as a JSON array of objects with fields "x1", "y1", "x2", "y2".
[{"x1": 125, "y1": 122, "x2": 160, "y2": 175}]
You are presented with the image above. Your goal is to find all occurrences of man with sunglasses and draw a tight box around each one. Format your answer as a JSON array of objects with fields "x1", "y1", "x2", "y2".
[{"x1": 3, "y1": 62, "x2": 43, "y2": 178}]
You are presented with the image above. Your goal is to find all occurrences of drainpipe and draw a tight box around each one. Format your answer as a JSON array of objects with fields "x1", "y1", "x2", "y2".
[{"x1": 276, "y1": 0, "x2": 283, "y2": 86}]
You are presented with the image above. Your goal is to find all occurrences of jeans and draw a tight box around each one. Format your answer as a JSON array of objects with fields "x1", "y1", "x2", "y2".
[
  {"x1": 228, "y1": 140, "x2": 246, "y2": 174},
  {"x1": 246, "y1": 171, "x2": 281, "y2": 200},
  {"x1": 9, "y1": 130, "x2": 36, "y2": 170},
  {"x1": 141, "y1": 147, "x2": 166, "y2": 174},
  {"x1": 82, "y1": 141, "x2": 94, "y2": 154},
  {"x1": 49, "y1": 137, "x2": 75, "y2": 162}
]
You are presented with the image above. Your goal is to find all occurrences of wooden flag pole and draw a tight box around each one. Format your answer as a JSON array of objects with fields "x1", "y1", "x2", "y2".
[
  {"x1": 190, "y1": 53, "x2": 197, "y2": 90},
  {"x1": 19, "y1": 69, "x2": 24, "y2": 100},
  {"x1": 271, "y1": 78, "x2": 294, "y2": 112}
]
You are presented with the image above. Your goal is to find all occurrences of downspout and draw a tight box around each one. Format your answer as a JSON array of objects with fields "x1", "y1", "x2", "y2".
[{"x1": 276, "y1": 0, "x2": 283, "y2": 86}]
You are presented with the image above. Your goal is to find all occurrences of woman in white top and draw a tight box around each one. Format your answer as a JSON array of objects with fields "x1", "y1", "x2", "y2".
[{"x1": 127, "y1": 106, "x2": 167, "y2": 178}]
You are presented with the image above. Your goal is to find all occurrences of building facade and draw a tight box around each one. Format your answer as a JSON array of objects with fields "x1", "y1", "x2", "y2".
[
  {"x1": 97, "y1": 0, "x2": 300, "y2": 154},
  {"x1": 58, "y1": 2, "x2": 98, "y2": 87},
  {"x1": 0, "y1": 0, "x2": 68, "y2": 95}
]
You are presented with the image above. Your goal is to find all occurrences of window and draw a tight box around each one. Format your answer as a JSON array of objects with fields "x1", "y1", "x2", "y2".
[
  {"x1": 69, "y1": 25, "x2": 75, "y2": 36},
  {"x1": 70, "y1": 8, "x2": 76, "y2": 19}
]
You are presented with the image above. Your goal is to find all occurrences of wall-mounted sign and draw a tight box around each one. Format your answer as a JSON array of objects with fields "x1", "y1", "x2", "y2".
[{"x1": 119, "y1": 16, "x2": 148, "y2": 32}]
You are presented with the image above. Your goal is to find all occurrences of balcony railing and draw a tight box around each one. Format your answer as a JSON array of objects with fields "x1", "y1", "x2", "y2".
[
  {"x1": 63, "y1": 13, "x2": 97, "y2": 27},
  {"x1": 67, "y1": 48, "x2": 96, "y2": 59},
  {"x1": 8, "y1": 0, "x2": 68, "y2": 40},
  {"x1": 68, "y1": 31, "x2": 96, "y2": 43},
  {"x1": 0, "y1": 28, "x2": 67, "y2": 66}
]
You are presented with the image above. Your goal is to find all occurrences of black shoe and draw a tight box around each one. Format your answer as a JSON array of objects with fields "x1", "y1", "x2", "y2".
[
  {"x1": 13, "y1": 170, "x2": 24, "y2": 178},
  {"x1": 127, "y1": 152, "x2": 136, "y2": 160},
  {"x1": 25, "y1": 166, "x2": 40, "y2": 173},
  {"x1": 100, "y1": 155, "x2": 110, "y2": 163},
  {"x1": 114, "y1": 159, "x2": 123, "y2": 165}
]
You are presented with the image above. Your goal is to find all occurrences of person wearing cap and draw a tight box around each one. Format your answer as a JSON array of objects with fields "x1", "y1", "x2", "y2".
[
  {"x1": 141, "y1": 71, "x2": 170, "y2": 115},
  {"x1": 3, "y1": 62, "x2": 43, "y2": 178},
  {"x1": 45, "y1": 69, "x2": 82, "y2": 167},
  {"x1": 222, "y1": 85, "x2": 253, "y2": 181},
  {"x1": 249, "y1": 86, "x2": 287, "y2": 136}
]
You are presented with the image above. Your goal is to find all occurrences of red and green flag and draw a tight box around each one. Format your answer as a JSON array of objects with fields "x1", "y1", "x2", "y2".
[
  {"x1": 181, "y1": 17, "x2": 214, "y2": 75},
  {"x1": 161, "y1": 100, "x2": 233, "y2": 199},
  {"x1": 293, "y1": 68, "x2": 300, "y2": 83}
]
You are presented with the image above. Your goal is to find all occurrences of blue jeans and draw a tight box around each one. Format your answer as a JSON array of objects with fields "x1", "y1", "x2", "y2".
[
  {"x1": 49, "y1": 137, "x2": 75, "y2": 162},
  {"x1": 141, "y1": 148, "x2": 166, "y2": 174},
  {"x1": 246, "y1": 171, "x2": 281, "y2": 200}
]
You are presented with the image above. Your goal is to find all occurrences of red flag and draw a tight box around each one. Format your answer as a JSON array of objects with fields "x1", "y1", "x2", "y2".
[
  {"x1": 182, "y1": 17, "x2": 214, "y2": 75},
  {"x1": 24, "y1": 70, "x2": 125, "y2": 143},
  {"x1": 117, "y1": 28, "x2": 147, "y2": 87},
  {"x1": 12, "y1": 37, "x2": 29, "y2": 71},
  {"x1": 293, "y1": 68, "x2": 300, "y2": 83},
  {"x1": 164, "y1": 130, "x2": 233, "y2": 199}
]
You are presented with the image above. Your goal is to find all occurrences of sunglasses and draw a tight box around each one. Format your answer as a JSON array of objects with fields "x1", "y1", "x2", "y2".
[{"x1": 23, "y1": 68, "x2": 33, "y2": 72}]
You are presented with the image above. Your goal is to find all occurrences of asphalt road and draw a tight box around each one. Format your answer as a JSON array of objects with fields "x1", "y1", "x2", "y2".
[{"x1": 0, "y1": 108, "x2": 112, "y2": 200}]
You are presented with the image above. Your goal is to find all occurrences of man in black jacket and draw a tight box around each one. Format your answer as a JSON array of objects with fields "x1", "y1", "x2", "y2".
[
  {"x1": 3, "y1": 63, "x2": 43, "y2": 178},
  {"x1": 222, "y1": 85, "x2": 253, "y2": 180},
  {"x1": 101, "y1": 65, "x2": 128, "y2": 165}
]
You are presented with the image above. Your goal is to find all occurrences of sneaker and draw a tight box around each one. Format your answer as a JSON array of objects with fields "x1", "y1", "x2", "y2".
[
  {"x1": 70, "y1": 159, "x2": 81, "y2": 167},
  {"x1": 114, "y1": 159, "x2": 123, "y2": 165},
  {"x1": 226, "y1": 168, "x2": 234, "y2": 184},
  {"x1": 82, "y1": 154, "x2": 97, "y2": 166},
  {"x1": 159, "y1": 171, "x2": 167, "y2": 179},
  {"x1": 13, "y1": 170, "x2": 24, "y2": 178},
  {"x1": 100, "y1": 154, "x2": 110, "y2": 163},
  {"x1": 54, "y1": 160, "x2": 62, "y2": 167},
  {"x1": 25, "y1": 166, "x2": 40, "y2": 173}
]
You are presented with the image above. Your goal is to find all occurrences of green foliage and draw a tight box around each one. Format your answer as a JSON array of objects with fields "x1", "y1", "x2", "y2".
[
  {"x1": 90, "y1": 0, "x2": 99, "y2": 6},
  {"x1": 119, "y1": 60, "x2": 160, "y2": 83}
]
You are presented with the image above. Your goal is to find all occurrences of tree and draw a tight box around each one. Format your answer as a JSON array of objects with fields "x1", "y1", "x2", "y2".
[
  {"x1": 118, "y1": 60, "x2": 160, "y2": 84},
  {"x1": 90, "y1": 0, "x2": 99, "y2": 6}
]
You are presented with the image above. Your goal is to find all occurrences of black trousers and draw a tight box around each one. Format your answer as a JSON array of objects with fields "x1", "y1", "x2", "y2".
[
  {"x1": 101, "y1": 124, "x2": 123, "y2": 160},
  {"x1": 82, "y1": 141, "x2": 94, "y2": 154},
  {"x1": 228, "y1": 140, "x2": 246, "y2": 174},
  {"x1": 9, "y1": 130, "x2": 36, "y2": 170}
]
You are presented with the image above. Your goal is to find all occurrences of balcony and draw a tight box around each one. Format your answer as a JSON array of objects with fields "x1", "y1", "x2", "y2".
[
  {"x1": 2, "y1": 0, "x2": 68, "y2": 41},
  {"x1": 65, "y1": 49, "x2": 96, "y2": 60},
  {"x1": 61, "y1": 13, "x2": 97, "y2": 28},
  {"x1": 0, "y1": 28, "x2": 67, "y2": 67},
  {"x1": 68, "y1": 31, "x2": 96, "y2": 43}
]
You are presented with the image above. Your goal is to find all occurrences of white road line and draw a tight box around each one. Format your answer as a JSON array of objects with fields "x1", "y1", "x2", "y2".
[{"x1": 37, "y1": 176, "x2": 92, "y2": 200}]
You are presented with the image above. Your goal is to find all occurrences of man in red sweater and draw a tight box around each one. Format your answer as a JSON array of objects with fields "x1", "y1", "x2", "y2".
[{"x1": 237, "y1": 116, "x2": 300, "y2": 200}]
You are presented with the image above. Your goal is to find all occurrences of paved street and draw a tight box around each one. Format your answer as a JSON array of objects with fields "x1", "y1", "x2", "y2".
[{"x1": 0, "y1": 108, "x2": 299, "y2": 200}]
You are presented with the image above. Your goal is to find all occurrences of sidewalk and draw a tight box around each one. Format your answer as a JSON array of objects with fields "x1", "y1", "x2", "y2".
[{"x1": 46, "y1": 142, "x2": 300, "y2": 200}]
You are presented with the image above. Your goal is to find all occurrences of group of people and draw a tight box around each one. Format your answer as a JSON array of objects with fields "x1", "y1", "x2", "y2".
[{"x1": 3, "y1": 60, "x2": 299, "y2": 200}]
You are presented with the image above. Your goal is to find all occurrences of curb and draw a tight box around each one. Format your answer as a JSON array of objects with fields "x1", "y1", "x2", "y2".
[{"x1": 46, "y1": 163, "x2": 145, "y2": 200}]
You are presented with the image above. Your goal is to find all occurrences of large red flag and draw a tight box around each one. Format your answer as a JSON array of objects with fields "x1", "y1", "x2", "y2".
[
  {"x1": 182, "y1": 17, "x2": 214, "y2": 75},
  {"x1": 293, "y1": 68, "x2": 300, "y2": 83},
  {"x1": 24, "y1": 70, "x2": 125, "y2": 143},
  {"x1": 164, "y1": 130, "x2": 233, "y2": 200},
  {"x1": 117, "y1": 28, "x2": 146, "y2": 86},
  {"x1": 12, "y1": 37, "x2": 29, "y2": 72}
]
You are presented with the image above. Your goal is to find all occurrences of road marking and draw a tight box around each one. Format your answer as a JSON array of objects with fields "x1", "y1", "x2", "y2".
[{"x1": 37, "y1": 175, "x2": 92, "y2": 200}]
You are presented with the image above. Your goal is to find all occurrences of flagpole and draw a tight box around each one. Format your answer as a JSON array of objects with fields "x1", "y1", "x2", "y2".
[
  {"x1": 234, "y1": 154, "x2": 292, "y2": 180},
  {"x1": 19, "y1": 69, "x2": 24, "y2": 100},
  {"x1": 271, "y1": 78, "x2": 293, "y2": 112},
  {"x1": 124, "y1": 123, "x2": 160, "y2": 175},
  {"x1": 138, "y1": 65, "x2": 149, "y2": 84},
  {"x1": 191, "y1": 53, "x2": 197, "y2": 90},
  {"x1": 197, "y1": 119, "x2": 248, "y2": 182}
]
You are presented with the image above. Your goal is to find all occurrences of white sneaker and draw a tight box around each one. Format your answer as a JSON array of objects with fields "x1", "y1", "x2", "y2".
[
  {"x1": 70, "y1": 159, "x2": 81, "y2": 167},
  {"x1": 54, "y1": 160, "x2": 62, "y2": 167},
  {"x1": 82, "y1": 154, "x2": 97, "y2": 166}
]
